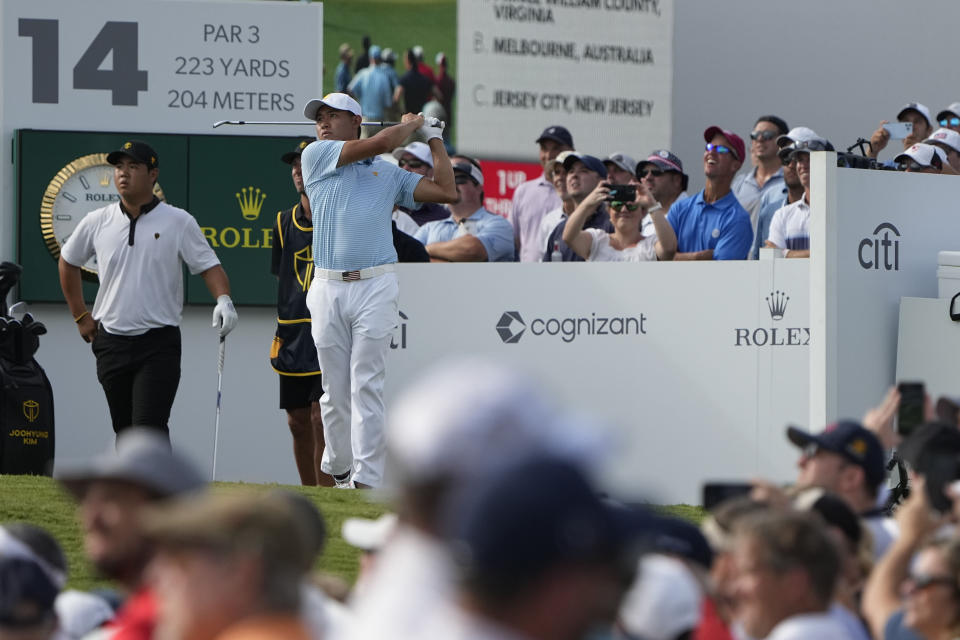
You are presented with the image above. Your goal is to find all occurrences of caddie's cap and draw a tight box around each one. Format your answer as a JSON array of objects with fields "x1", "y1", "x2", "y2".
[
  {"x1": 281, "y1": 139, "x2": 313, "y2": 164},
  {"x1": 303, "y1": 93, "x2": 362, "y2": 120},
  {"x1": 637, "y1": 149, "x2": 685, "y2": 175},
  {"x1": 142, "y1": 491, "x2": 313, "y2": 572},
  {"x1": 703, "y1": 126, "x2": 746, "y2": 162},
  {"x1": 786, "y1": 420, "x2": 885, "y2": 488},
  {"x1": 925, "y1": 128, "x2": 960, "y2": 154},
  {"x1": 894, "y1": 143, "x2": 946, "y2": 170},
  {"x1": 937, "y1": 103, "x2": 960, "y2": 123},
  {"x1": 562, "y1": 153, "x2": 608, "y2": 178},
  {"x1": 106, "y1": 141, "x2": 158, "y2": 169},
  {"x1": 453, "y1": 162, "x2": 484, "y2": 186},
  {"x1": 392, "y1": 141, "x2": 433, "y2": 168},
  {"x1": 604, "y1": 152, "x2": 638, "y2": 175},
  {"x1": 536, "y1": 125, "x2": 574, "y2": 149},
  {"x1": 898, "y1": 102, "x2": 933, "y2": 128},
  {"x1": 56, "y1": 427, "x2": 205, "y2": 499}
]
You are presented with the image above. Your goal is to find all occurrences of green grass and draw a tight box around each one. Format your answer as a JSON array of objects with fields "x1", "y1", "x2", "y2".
[
  {"x1": 321, "y1": 0, "x2": 457, "y2": 141},
  {"x1": 0, "y1": 475, "x2": 705, "y2": 592}
]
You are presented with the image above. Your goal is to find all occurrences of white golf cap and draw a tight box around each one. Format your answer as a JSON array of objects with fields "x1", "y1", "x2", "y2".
[
  {"x1": 386, "y1": 357, "x2": 608, "y2": 486},
  {"x1": 604, "y1": 152, "x2": 638, "y2": 175},
  {"x1": 895, "y1": 142, "x2": 946, "y2": 169},
  {"x1": 453, "y1": 161, "x2": 484, "y2": 186},
  {"x1": 303, "y1": 93, "x2": 362, "y2": 120},
  {"x1": 937, "y1": 102, "x2": 960, "y2": 122},
  {"x1": 391, "y1": 141, "x2": 433, "y2": 167},
  {"x1": 618, "y1": 555, "x2": 703, "y2": 640},
  {"x1": 926, "y1": 128, "x2": 960, "y2": 153},
  {"x1": 776, "y1": 126, "x2": 820, "y2": 149},
  {"x1": 341, "y1": 513, "x2": 398, "y2": 552},
  {"x1": 898, "y1": 102, "x2": 932, "y2": 128}
]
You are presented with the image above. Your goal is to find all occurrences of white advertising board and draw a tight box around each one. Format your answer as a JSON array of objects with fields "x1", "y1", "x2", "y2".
[
  {"x1": 456, "y1": 0, "x2": 673, "y2": 161},
  {"x1": 809, "y1": 154, "x2": 960, "y2": 428},
  {"x1": 41, "y1": 259, "x2": 808, "y2": 505},
  {"x1": 1, "y1": 0, "x2": 323, "y2": 134}
]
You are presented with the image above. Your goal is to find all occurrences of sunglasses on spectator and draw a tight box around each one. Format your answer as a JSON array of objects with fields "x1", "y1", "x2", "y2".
[
  {"x1": 705, "y1": 143, "x2": 733, "y2": 155},
  {"x1": 454, "y1": 175, "x2": 476, "y2": 185},
  {"x1": 940, "y1": 117, "x2": 960, "y2": 127},
  {"x1": 902, "y1": 161, "x2": 930, "y2": 172},
  {"x1": 750, "y1": 130, "x2": 778, "y2": 141},
  {"x1": 639, "y1": 169, "x2": 664, "y2": 179},
  {"x1": 399, "y1": 159, "x2": 426, "y2": 169},
  {"x1": 610, "y1": 201, "x2": 640, "y2": 211},
  {"x1": 908, "y1": 573, "x2": 957, "y2": 592}
]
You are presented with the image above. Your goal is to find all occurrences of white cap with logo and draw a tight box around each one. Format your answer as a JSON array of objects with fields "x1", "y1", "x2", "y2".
[
  {"x1": 391, "y1": 141, "x2": 434, "y2": 167},
  {"x1": 303, "y1": 93, "x2": 362, "y2": 120},
  {"x1": 895, "y1": 142, "x2": 947, "y2": 168},
  {"x1": 925, "y1": 128, "x2": 960, "y2": 153}
]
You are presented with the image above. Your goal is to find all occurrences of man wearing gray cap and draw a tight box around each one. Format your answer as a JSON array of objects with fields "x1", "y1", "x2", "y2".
[
  {"x1": 56, "y1": 427, "x2": 205, "y2": 640},
  {"x1": 637, "y1": 149, "x2": 689, "y2": 237}
]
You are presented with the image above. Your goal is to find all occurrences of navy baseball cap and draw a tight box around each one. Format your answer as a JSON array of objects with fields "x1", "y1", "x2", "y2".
[
  {"x1": 446, "y1": 456, "x2": 651, "y2": 584},
  {"x1": 536, "y1": 125, "x2": 574, "y2": 149},
  {"x1": 562, "y1": 153, "x2": 608, "y2": 178},
  {"x1": 0, "y1": 556, "x2": 59, "y2": 628},
  {"x1": 281, "y1": 139, "x2": 312, "y2": 165},
  {"x1": 786, "y1": 421, "x2": 885, "y2": 487},
  {"x1": 637, "y1": 149, "x2": 685, "y2": 175},
  {"x1": 106, "y1": 140, "x2": 159, "y2": 169}
]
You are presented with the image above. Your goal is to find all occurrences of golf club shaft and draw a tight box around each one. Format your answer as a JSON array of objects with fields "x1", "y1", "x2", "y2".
[
  {"x1": 211, "y1": 120, "x2": 398, "y2": 128},
  {"x1": 212, "y1": 335, "x2": 225, "y2": 481}
]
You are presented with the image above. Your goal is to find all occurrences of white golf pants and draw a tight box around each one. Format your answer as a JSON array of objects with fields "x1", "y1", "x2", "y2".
[{"x1": 307, "y1": 272, "x2": 398, "y2": 487}]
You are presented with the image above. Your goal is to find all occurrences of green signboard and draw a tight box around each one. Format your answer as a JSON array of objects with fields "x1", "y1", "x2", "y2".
[{"x1": 16, "y1": 129, "x2": 312, "y2": 305}]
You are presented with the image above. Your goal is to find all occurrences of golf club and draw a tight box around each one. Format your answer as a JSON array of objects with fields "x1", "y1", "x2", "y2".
[
  {"x1": 212, "y1": 120, "x2": 399, "y2": 128},
  {"x1": 211, "y1": 334, "x2": 225, "y2": 481}
]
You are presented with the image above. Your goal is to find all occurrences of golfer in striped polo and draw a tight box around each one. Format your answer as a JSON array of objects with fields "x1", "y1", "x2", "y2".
[{"x1": 300, "y1": 93, "x2": 457, "y2": 488}]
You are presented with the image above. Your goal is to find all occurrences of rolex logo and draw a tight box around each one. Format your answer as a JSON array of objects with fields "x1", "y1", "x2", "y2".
[
  {"x1": 236, "y1": 186, "x2": 267, "y2": 220},
  {"x1": 766, "y1": 290, "x2": 789, "y2": 321},
  {"x1": 100, "y1": 171, "x2": 111, "y2": 187}
]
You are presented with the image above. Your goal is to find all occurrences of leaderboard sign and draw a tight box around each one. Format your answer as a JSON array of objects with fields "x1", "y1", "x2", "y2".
[
  {"x1": 457, "y1": 0, "x2": 673, "y2": 160},
  {"x1": 2, "y1": 0, "x2": 323, "y2": 135}
]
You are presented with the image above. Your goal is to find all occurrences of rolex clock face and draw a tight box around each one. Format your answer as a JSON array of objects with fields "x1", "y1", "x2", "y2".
[{"x1": 40, "y1": 153, "x2": 165, "y2": 275}]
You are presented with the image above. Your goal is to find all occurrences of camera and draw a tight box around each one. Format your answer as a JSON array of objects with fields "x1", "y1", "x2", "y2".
[{"x1": 606, "y1": 184, "x2": 636, "y2": 202}]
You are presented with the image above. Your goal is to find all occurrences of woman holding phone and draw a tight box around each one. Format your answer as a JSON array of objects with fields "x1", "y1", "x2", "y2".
[{"x1": 562, "y1": 178, "x2": 676, "y2": 262}]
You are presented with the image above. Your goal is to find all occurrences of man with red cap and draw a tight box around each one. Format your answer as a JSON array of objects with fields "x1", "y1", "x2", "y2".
[{"x1": 667, "y1": 127, "x2": 752, "y2": 260}]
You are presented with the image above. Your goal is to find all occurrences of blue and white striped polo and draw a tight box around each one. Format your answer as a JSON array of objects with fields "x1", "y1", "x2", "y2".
[{"x1": 302, "y1": 139, "x2": 423, "y2": 271}]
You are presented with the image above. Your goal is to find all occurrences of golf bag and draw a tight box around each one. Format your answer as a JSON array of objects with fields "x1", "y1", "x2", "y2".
[{"x1": 0, "y1": 262, "x2": 55, "y2": 475}]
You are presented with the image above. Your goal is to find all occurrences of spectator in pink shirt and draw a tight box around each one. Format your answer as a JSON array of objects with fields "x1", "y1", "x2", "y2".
[{"x1": 511, "y1": 125, "x2": 574, "y2": 262}]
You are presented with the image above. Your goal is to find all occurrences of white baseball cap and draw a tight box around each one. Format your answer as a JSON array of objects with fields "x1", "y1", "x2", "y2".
[
  {"x1": 303, "y1": 93, "x2": 362, "y2": 120},
  {"x1": 926, "y1": 128, "x2": 960, "y2": 153},
  {"x1": 776, "y1": 126, "x2": 820, "y2": 149},
  {"x1": 937, "y1": 103, "x2": 960, "y2": 123},
  {"x1": 386, "y1": 357, "x2": 608, "y2": 486},
  {"x1": 895, "y1": 142, "x2": 946, "y2": 169},
  {"x1": 391, "y1": 141, "x2": 433, "y2": 167},
  {"x1": 341, "y1": 513, "x2": 398, "y2": 552},
  {"x1": 898, "y1": 102, "x2": 932, "y2": 128},
  {"x1": 618, "y1": 555, "x2": 703, "y2": 640}
]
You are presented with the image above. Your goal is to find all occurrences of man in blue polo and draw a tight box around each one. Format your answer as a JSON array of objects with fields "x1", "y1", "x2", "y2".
[
  {"x1": 414, "y1": 159, "x2": 515, "y2": 262},
  {"x1": 300, "y1": 93, "x2": 457, "y2": 488},
  {"x1": 668, "y1": 126, "x2": 752, "y2": 260}
]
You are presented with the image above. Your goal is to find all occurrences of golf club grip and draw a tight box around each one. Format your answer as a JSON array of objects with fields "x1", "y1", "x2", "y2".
[{"x1": 218, "y1": 335, "x2": 225, "y2": 375}]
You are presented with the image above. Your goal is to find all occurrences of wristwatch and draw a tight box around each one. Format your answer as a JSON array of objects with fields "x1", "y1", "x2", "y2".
[{"x1": 40, "y1": 153, "x2": 165, "y2": 275}]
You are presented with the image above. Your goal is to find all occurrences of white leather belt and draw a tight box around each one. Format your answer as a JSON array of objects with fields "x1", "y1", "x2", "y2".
[{"x1": 313, "y1": 263, "x2": 395, "y2": 282}]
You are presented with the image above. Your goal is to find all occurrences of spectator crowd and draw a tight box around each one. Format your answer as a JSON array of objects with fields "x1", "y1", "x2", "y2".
[
  {"x1": 6, "y1": 366, "x2": 960, "y2": 640},
  {"x1": 351, "y1": 94, "x2": 960, "y2": 264}
]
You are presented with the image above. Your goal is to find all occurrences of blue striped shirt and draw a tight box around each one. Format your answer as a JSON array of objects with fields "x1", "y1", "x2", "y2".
[{"x1": 302, "y1": 140, "x2": 422, "y2": 270}]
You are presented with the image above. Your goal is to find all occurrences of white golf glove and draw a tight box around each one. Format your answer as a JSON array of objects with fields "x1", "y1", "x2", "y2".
[
  {"x1": 212, "y1": 294, "x2": 238, "y2": 337},
  {"x1": 418, "y1": 114, "x2": 445, "y2": 141}
]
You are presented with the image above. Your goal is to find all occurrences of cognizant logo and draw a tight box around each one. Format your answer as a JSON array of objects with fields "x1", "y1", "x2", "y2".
[{"x1": 496, "y1": 310, "x2": 647, "y2": 344}]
